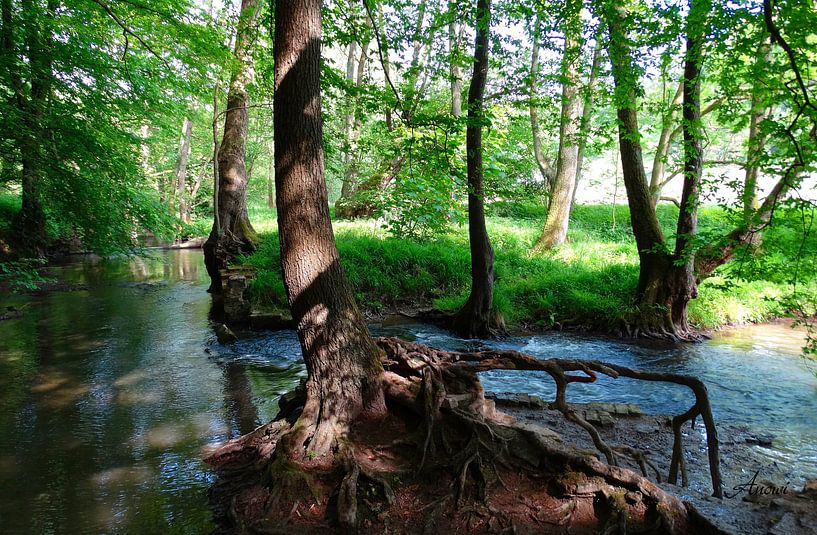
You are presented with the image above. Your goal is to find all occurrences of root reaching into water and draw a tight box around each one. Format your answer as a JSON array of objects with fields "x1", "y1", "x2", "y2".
[{"x1": 206, "y1": 337, "x2": 724, "y2": 533}]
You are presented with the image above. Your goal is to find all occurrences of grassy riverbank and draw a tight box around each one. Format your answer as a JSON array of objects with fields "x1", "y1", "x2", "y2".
[{"x1": 243, "y1": 201, "x2": 817, "y2": 332}]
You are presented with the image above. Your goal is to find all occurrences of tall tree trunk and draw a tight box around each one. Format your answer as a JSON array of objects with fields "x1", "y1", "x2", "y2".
[
  {"x1": 338, "y1": 39, "x2": 370, "y2": 203},
  {"x1": 742, "y1": 41, "x2": 772, "y2": 222},
  {"x1": 273, "y1": 0, "x2": 385, "y2": 459},
  {"x1": 448, "y1": 1, "x2": 463, "y2": 117},
  {"x1": 604, "y1": 0, "x2": 709, "y2": 338},
  {"x1": 339, "y1": 41, "x2": 358, "y2": 200},
  {"x1": 203, "y1": 0, "x2": 261, "y2": 293},
  {"x1": 571, "y1": 39, "x2": 603, "y2": 213},
  {"x1": 604, "y1": 2, "x2": 676, "y2": 335},
  {"x1": 8, "y1": 0, "x2": 57, "y2": 254},
  {"x1": 452, "y1": 0, "x2": 503, "y2": 339},
  {"x1": 529, "y1": 15, "x2": 555, "y2": 190},
  {"x1": 534, "y1": 0, "x2": 583, "y2": 251},
  {"x1": 672, "y1": 0, "x2": 710, "y2": 334},
  {"x1": 175, "y1": 115, "x2": 193, "y2": 223}
]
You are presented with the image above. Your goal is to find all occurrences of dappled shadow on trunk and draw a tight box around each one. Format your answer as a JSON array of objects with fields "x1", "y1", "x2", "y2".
[{"x1": 206, "y1": 337, "x2": 725, "y2": 534}]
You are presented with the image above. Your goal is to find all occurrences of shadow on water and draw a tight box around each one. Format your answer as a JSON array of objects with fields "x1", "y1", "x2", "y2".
[{"x1": 0, "y1": 250, "x2": 815, "y2": 533}]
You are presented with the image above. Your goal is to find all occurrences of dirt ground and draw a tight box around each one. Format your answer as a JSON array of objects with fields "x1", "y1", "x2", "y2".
[{"x1": 489, "y1": 393, "x2": 817, "y2": 535}]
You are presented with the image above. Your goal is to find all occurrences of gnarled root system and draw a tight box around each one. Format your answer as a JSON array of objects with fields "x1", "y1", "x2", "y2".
[{"x1": 206, "y1": 337, "x2": 724, "y2": 534}]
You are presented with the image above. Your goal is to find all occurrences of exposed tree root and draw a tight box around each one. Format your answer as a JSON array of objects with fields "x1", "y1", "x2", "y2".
[{"x1": 206, "y1": 337, "x2": 725, "y2": 533}]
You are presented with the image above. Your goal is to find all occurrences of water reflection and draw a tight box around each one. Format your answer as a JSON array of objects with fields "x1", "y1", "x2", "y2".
[
  {"x1": 0, "y1": 251, "x2": 300, "y2": 533},
  {"x1": 0, "y1": 250, "x2": 814, "y2": 533}
]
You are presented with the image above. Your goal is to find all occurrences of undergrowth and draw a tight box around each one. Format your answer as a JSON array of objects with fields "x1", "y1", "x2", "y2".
[{"x1": 244, "y1": 202, "x2": 816, "y2": 332}]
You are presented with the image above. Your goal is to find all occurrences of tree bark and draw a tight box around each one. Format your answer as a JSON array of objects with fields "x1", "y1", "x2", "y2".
[
  {"x1": 529, "y1": 15, "x2": 555, "y2": 190},
  {"x1": 534, "y1": 0, "x2": 583, "y2": 251},
  {"x1": 649, "y1": 81, "x2": 684, "y2": 205},
  {"x1": 571, "y1": 39, "x2": 603, "y2": 213},
  {"x1": 273, "y1": 0, "x2": 385, "y2": 459},
  {"x1": 604, "y1": 3, "x2": 677, "y2": 336},
  {"x1": 603, "y1": 0, "x2": 710, "y2": 337},
  {"x1": 452, "y1": 0, "x2": 503, "y2": 339},
  {"x1": 671, "y1": 0, "x2": 710, "y2": 335},
  {"x1": 339, "y1": 41, "x2": 358, "y2": 200},
  {"x1": 203, "y1": 0, "x2": 261, "y2": 293},
  {"x1": 448, "y1": 1, "x2": 463, "y2": 117},
  {"x1": 175, "y1": 115, "x2": 193, "y2": 223},
  {"x1": 742, "y1": 41, "x2": 772, "y2": 222},
  {"x1": 266, "y1": 140, "x2": 274, "y2": 208}
]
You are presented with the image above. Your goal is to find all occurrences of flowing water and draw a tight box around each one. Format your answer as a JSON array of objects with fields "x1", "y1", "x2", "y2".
[{"x1": 0, "y1": 250, "x2": 815, "y2": 533}]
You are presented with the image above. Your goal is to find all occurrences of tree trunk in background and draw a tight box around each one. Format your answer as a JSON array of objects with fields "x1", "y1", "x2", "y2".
[
  {"x1": 175, "y1": 115, "x2": 193, "y2": 223},
  {"x1": 338, "y1": 39, "x2": 369, "y2": 204},
  {"x1": 448, "y1": 1, "x2": 463, "y2": 117},
  {"x1": 672, "y1": 0, "x2": 710, "y2": 335},
  {"x1": 203, "y1": 0, "x2": 261, "y2": 293},
  {"x1": 605, "y1": 2, "x2": 676, "y2": 335},
  {"x1": 339, "y1": 41, "x2": 358, "y2": 200},
  {"x1": 534, "y1": 0, "x2": 583, "y2": 251},
  {"x1": 649, "y1": 81, "x2": 683, "y2": 205},
  {"x1": 7, "y1": 0, "x2": 57, "y2": 255},
  {"x1": 742, "y1": 41, "x2": 772, "y2": 222},
  {"x1": 273, "y1": 0, "x2": 385, "y2": 459},
  {"x1": 453, "y1": 0, "x2": 503, "y2": 339},
  {"x1": 266, "y1": 140, "x2": 274, "y2": 208},
  {"x1": 571, "y1": 40, "x2": 603, "y2": 213},
  {"x1": 604, "y1": 0, "x2": 709, "y2": 338},
  {"x1": 528, "y1": 16, "x2": 555, "y2": 191}
]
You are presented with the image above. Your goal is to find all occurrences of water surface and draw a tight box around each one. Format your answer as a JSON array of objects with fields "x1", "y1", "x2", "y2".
[{"x1": 1, "y1": 250, "x2": 814, "y2": 533}]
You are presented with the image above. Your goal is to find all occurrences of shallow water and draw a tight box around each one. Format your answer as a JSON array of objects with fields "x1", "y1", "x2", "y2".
[{"x1": 0, "y1": 250, "x2": 814, "y2": 533}]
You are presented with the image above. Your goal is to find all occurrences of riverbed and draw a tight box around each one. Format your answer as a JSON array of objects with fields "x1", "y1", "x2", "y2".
[{"x1": 0, "y1": 250, "x2": 815, "y2": 533}]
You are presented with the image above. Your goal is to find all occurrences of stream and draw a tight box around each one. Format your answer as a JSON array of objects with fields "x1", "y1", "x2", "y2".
[{"x1": 0, "y1": 250, "x2": 815, "y2": 533}]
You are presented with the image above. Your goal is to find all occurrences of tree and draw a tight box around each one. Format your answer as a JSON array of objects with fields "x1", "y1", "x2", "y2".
[
  {"x1": 452, "y1": 0, "x2": 504, "y2": 338},
  {"x1": 601, "y1": 0, "x2": 710, "y2": 338},
  {"x1": 533, "y1": 0, "x2": 583, "y2": 251},
  {"x1": 527, "y1": 14, "x2": 555, "y2": 190},
  {"x1": 0, "y1": 0, "x2": 219, "y2": 256},
  {"x1": 4, "y1": 0, "x2": 56, "y2": 255},
  {"x1": 174, "y1": 114, "x2": 194, "y2": 223},
  {"x1": 203, "y1": 0, "x2": 261, "y2": 293},
  {"x1": 272, "y1": 0, "x2": 386, "y2": 459}
]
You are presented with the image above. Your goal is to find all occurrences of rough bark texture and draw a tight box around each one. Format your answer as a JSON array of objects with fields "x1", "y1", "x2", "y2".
[
  {"x1": 605, "y1": 4, "x2": 675, "y2": 336},
  {"x1": 671, "y1": 0, "x2": 710, "y2": 335},
  {"x1": 273, "y1": 0, "x2": 386, "y2": 460},
  {"x1": 604, "y1": 2, "x2": 711, "y2": 339},
  {"x1": 203, "y1": 0, "x2": 261, "y2": 293},
  {"x1": 452, "y1": 0, "x2": 504, "y2": 339},
  {"x1": 529, "y1": 16, "x2": 556, "y2": 190},
  {"x1": 534, "y1": 0, "x2": 583, "y2": 252},
  {"x1": 175, "y1": 115, "x2": 193, "y2": 223}
]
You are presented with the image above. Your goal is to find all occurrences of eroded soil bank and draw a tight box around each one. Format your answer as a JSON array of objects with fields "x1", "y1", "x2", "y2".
[{"x1": 208, "y1": 391, "x2": 817, "y2": 535}]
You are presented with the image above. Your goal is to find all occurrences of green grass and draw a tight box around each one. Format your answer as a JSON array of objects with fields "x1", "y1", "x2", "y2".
[
  {"x1": 0, "y1": 190, "x2": 21, "y2": 233},
  {"x1": 244, "y1": 201, "x2": 817, "y2": 332}
]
